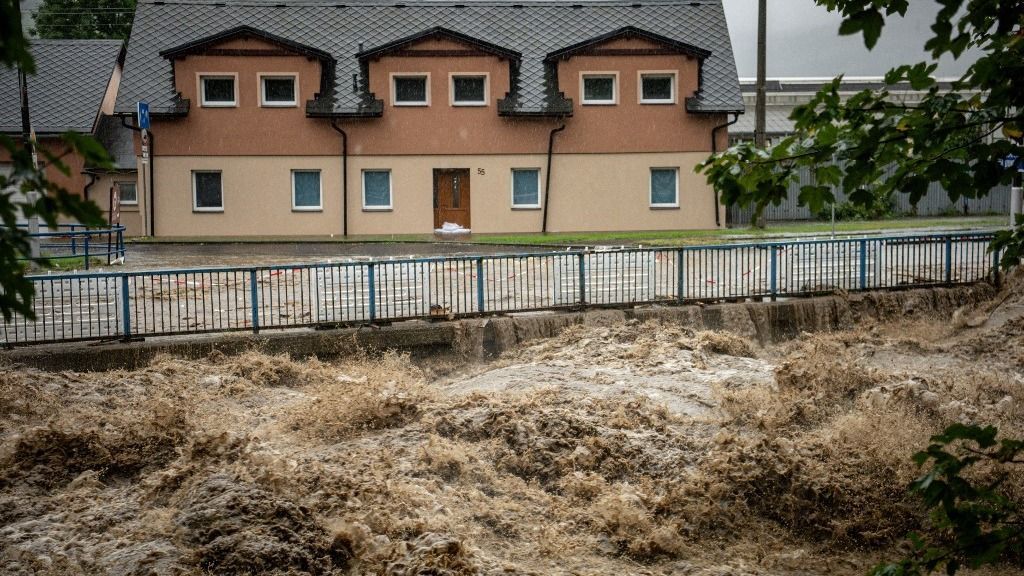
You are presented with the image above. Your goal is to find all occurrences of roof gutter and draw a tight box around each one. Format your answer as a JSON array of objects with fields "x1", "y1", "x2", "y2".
[
  {"x1": 330, "y1": 119, "x2": 349, "y2": 237},
  {"x1": 709, "y1": 112, "x2": 740, "y2": 227},
  {"x1": 541, "y1": 123, "x2": 567, "y2": 234}
]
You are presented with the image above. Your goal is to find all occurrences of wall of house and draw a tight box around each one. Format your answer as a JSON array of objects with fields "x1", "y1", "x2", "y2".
[
  {"x1": 90, "y1": 172, "x2": 144, "y2": 236},
  {"x1": 149, "y1": 151, "x2": 721, "y2": 236},
  {"x1": 148, "y1": 34, "x2": 729, "y2": 235},
  {"x1": 0, "y1": 137, "x2": 89, "y2": 197}
]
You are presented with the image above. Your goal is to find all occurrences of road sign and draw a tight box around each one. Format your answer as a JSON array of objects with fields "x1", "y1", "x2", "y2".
[
  {"x1": 1003, "y1": 154, "x2": 1023, "y2": 172},
  {"x1": 137, "y1": 101, "x2": 150, "y2": 130}
]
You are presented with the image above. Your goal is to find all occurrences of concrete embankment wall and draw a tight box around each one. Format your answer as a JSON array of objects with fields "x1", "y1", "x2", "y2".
[{"x1": 2, "y1": 283, "x2": 996, "y2": 372}]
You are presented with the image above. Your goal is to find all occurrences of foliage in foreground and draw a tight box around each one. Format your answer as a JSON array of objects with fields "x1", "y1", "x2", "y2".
[
  {"x1": 32, "y1": 0, "x2": 136, "y2": 41},
  {"x1": 699, "y1": 0, "x2": 1023, "y2": 267},
  {"x1": 0, "y1": 0, "x2": 107, "y2": 320},
  {"x1": 873, "y1": 424, "x2": 1023, "y2": 575}
]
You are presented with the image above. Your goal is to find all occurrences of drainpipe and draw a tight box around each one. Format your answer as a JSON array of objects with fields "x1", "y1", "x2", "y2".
[
  {"x1": 120, "y1": 116, "x2": 155, "y2": 236},
  {"x1": 709, "y1": 113, "x2": 740, "y2": 227},
  {"x1": 541, "y1": 123, "x2": 566, "y2": 234},
  {"x1": 83, "y1": 172, "x2": 98, "y2": 203},
  {"x1": 331, "y1": 119, "x2": 349, "y2": 237}
]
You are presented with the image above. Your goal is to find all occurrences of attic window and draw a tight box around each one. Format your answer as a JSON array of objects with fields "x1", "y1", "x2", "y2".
[
  {"x1": 451, "y1": 74, "x2": 487, "y2": 106},
  {"x1": 260, "y1": 74, "x2": 297, "y2": 107},
  {"x1": 581, "y1": 73, "x2": 617, "y2": 105},
  {"x1": 392, "y1": 74, "x2": 429, "y2": 106},
  {"x1": 200, "y1": 75, "x2": 237, "y2": 107},
  {"x1": 639, "y1": 72, "x2": 676, "y2": 104}
]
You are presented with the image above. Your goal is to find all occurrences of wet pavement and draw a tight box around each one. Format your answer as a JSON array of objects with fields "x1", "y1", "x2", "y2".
[{"x1": 114, "y1": 241, "x2": 545, "y2": 271}]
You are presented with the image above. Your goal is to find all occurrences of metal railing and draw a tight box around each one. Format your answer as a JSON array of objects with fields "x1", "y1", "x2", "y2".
[
  {"x1": 1, "y1": 231, "x2": 1001, "y2": 346},
  {"x1": 15, "y1": 224, "x2": 127, "y2": 270}
]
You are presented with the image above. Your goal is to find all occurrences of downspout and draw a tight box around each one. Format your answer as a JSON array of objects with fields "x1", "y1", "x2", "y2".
[
  {"x1": 330, "y1": 120, "x2": 349, "y2": 236},
  {"x1": 709, "y1": 113, "x2": 740, "y2": 227},
  {"x1": 120, "y1": 116, "x2": 155, "y2": 236},
  {"x1": 541, "y1": 123, "x2": 566, "y2": 234}
]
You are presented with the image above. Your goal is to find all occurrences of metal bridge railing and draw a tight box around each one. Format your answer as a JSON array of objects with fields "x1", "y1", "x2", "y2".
[
  {"x1": 15, "y1": 224, "x2": 127, "y2": 270},
  {"x1": 1, "y1": 231, "x2": 1001, "y2": 346}
]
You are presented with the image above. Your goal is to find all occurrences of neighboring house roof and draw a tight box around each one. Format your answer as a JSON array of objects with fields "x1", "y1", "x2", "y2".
[
  {"x1": 90, "y1": 114, "x2": 137, "y2": 170},
  {"x1": 731, "y1": 77, "x2": 969, "y2": 137},
  {"x1": 0, "y1": 39, "x2": 124, "y2": 134},
  {"x1": 116, "y1": 0, "x2": 744, "y2": 117}
]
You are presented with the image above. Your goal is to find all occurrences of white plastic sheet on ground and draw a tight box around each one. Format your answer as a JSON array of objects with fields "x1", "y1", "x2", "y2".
[{"x1": 434, "y1": 222, "x2": 471, "y2": 235}]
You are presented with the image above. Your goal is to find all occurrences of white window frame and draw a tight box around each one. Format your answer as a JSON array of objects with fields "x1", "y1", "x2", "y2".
[
  {"x1": 198, "y1": 73, "x2": 238, "y2": 108},
  {"x1": 391, "y1": 73, "x2": 430, "y2": 107},
  {"x1": 259, "y1": 73, "x2": 298, "y2": 107},
  {"x1": 192, "y1": 170, "x2": 224, "y2": 212},
  {"x1": 449, "y1": 73, "x2": 489, "y2": 107},
  {"x1": 362, "y1": 169, "x2": 393, "y2": 211},
  {"x1": 117, "y1": 180, "x2": 138, "y2": 205},
  {"x1": 638, "y1": 70, "x2": 677, "y2": 104},
  {"x1": 510, "y1": 168, "x2": 542, "y2": 209},
  {"x1": 580, "y1": 72, "x2": 618, "y2": 105},
  {"x1": 649, "y1": 167, "x2": 680, "y2": 209},
  {"x1": 291, "y1": 169, "x2": 322, "y2": 212}
]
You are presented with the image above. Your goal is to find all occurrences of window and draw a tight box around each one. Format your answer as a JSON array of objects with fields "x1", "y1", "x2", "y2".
[
  {"x1": 362, "y1": 170, "x2": 392, "y2": 209},
  {"x1": 640, "y1": 72, "x2": 676, "y2": 104},
  {"x1": 581, "y1": 73, "x2": 617, "y2": 105},
  {"x1": 193, "y1": 171, "x2": 223, "y2": 211},
  {"x1": 650, "y1": 168, "x2": 679, "y2": 208},
  {"x1": 511, "y1": 169, "x2": 541, "y2": 208},
  {"x1": 292, "y1": 170, "x2": 321, "y2": 211},
  {"x1": 118, "y1": 181, "x2": 138, "y2": 205},
  {"x1": 451, "y1": 74, "x2": 487, "y2": 106},
  {"x1": 261, "y1": 75, "x2": 297, "y2": 106},
  {"x1": 392, "y1": 74, "x2": 429, "y2": 106},
  {"x1": 200, "y1": 75, "x2": 236, "y2": 107}
]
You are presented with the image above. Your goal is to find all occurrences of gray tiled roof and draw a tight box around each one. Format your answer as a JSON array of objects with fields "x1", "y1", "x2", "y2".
[
  {"x1": 731, "y1": 108, "x2": 794, "y2": 136},
  {"x1": 116, "y1": 0, "x2": 744, "y2": 117},
  {"x1": 0, "y1": 39, "x2": 123, "y2": 134}
]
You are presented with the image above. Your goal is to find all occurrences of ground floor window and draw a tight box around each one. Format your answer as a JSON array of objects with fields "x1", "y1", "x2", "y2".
[
  {"x1": 363, "y1": 170, "x2": 392, "y2": 210},
  {"x1": 118, "y1": 181, "x2": 137, "y2": 205},
  {"x1": 650, "y1": 168, "x2": 679, "y2": 208},
  {"x1": 193, "y1": 170, "x2": 223, "y2": 211},
  {"x1": 511, "y1": 168, "x2": 541, "y2": 208},
  {"x1": 292, "y1": 170, "x2": 322, "y2": 211}
]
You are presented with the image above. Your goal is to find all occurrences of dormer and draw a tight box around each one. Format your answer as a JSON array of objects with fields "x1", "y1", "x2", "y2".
[
  {"x1": 159, "y1": 26, "x2": 336, "y2": 115},
  {"x1": 546, "y1": 27, "x2": 712, "y2": 112}
]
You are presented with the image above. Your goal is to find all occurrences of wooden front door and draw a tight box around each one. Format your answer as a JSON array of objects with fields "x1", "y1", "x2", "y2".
[{"x1": 433, "y1": 169, "x2": 471, "y2": 229}]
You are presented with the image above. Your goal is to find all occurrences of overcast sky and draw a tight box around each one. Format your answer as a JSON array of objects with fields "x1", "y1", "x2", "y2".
[{"x1": 722, "y1": 0, "x2": 980, "y2": 79}]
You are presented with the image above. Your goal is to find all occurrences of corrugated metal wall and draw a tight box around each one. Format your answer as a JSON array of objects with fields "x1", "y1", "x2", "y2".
[{"x1": 727, "y1": 165, "x2": 1010, "y2": 225}]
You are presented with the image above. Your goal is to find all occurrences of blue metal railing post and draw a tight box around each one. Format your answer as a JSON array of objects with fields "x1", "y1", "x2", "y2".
[
  {"x1": 769, "y1": 246, "x2": 778, "y2": 300},
  {"x1": 120, "y1": 274, "x2": 131, "y2": 340},
  {"x1": 71, "y1": 235, "x2": 77, "y2": 256},
  {"x1": 676, "y1": 248, "x2": 685, "y2": 302},
  {"x1": 859, "y1": 239, "x2": 868, "y2": 290},
  {"x1": 476, "y1": 257, "x2": 485, "y2": 313},
  {"x1": 249, "y1": 269, "x2": 259, "y2": 333},
  {"x1": 577, "y1": 252, "x2": 586, "y2": 306},
  {"x1": 83, "y1": 235, "x2": 90, "y2": 270},
  {"x1": 368, "y1": 263, "x2": 377, "y2": 322},
  {"x1": 944, "y1": 236, "x2": 953, "y2": 284}
]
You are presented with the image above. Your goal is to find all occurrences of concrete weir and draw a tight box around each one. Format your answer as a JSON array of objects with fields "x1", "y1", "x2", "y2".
[{"x1": 2, "y1": 283, "x2": 996, "y2": 372}]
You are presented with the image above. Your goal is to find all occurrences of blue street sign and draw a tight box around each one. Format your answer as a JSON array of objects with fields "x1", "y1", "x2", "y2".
[{"x1": 137, "y1": 101, "x2": 150, "y2": 130}]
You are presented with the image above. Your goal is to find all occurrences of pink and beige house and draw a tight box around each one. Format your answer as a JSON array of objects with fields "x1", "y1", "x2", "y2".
[{"x1": 114, "y1": 0, "x2": 744, "y2": 237}]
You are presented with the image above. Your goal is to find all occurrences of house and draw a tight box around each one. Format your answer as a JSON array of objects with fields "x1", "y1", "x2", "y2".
[
  {"x1": 724, "y1": 77, "x2": 1007, "y2": 224},
  {"x1": 730, "y1": 77, "x2": 973, "y2": 144},
  {"x1": 114, "y1": 0, "x2": 744, "y2": 237},
  {"x1": 0, "y1": 39, "x2": 141, "y2": 233}
]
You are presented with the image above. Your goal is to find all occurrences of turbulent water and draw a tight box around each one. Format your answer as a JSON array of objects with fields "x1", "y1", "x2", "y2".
[{"x1": 2, "y1": 278, "x2": 1024, "y2": 575}]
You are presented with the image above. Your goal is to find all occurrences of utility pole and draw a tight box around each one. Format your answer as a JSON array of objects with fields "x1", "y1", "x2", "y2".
[
  {"x1": 753, "y1": 0, "x2": 768, "y2": 228},
  {"x1": 15, "y1": 1, "x2": 41, "y2": 259}
]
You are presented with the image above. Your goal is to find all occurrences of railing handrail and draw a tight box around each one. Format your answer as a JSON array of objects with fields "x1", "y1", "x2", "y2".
[{"x1": 22, "y1": 230, "x2": 997, "y2": 281}]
